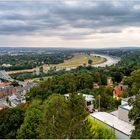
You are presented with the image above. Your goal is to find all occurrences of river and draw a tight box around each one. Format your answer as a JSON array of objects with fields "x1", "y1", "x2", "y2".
[
  {"x1": 91, "y1": 54, "x2": 121, "y2": 67},
  {"x1": 64, "y1": 54, "x2": 120, "y2": 71}
]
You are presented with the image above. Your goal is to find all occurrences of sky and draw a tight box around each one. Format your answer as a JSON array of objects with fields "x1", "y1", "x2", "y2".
[{"x1": 0, "y1": 0, "x2": 140, "y2": 48}]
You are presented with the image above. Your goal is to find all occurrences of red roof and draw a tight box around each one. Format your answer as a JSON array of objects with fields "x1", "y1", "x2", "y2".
[
  {"x1": 0, "y1": 83, "x2": 9, "y2": 87},
  {"x1": 113, "y1": 85, "x2": 123, "y2": 96}
]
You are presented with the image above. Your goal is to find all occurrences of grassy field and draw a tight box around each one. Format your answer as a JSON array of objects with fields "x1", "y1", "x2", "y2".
[
  {"x1": 43, "y1": 54, "x2": 106, "y2": 69},
  {"x1": 6, "y1": 54, "x2": 106, "y2": 74}
]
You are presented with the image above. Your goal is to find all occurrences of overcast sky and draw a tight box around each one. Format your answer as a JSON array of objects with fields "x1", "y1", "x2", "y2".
[{"x1": 0, "y1": 0, "x2": 140, "y2": 48}]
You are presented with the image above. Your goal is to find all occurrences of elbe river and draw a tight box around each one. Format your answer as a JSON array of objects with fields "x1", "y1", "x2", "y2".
[{"x1": 91, "y1": 54, "x2": 120, "y2": 67}]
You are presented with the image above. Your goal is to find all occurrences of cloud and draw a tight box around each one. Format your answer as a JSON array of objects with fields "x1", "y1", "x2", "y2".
[{"x1": 0, "y1": 0, "x2": 140, "y2": 40}]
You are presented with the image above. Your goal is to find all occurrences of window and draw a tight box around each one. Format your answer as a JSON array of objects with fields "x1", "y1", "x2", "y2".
[{"x1": 87, "y1": 101, "x2": 91, "y2": 106}]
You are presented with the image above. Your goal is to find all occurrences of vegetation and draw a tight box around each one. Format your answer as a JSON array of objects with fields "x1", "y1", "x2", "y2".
[
  {"x1": 17, "y1": 100, "x2": 43, "y2": 139},
  {"x1": 123, "y1": 69, "x2": 140, "y2": 139},
  {"x1": 128, "y1": 94, "x2": 140, "y2": 139},
  {"x1": 0, "y1": 93, "x2": 115, "y2": 139},
  {"x1": 123, "y1": 69, "x2": 140, "y2": 96},
  {"x1": 0, "y1": 104, "x2": 28, "y2": 139},
  {"x1": 27, "y1": 72, "x2": 119, "y2": 111},
  {"x1": 1, "y1": 48, "x2": 140, "y2": 139},
  {"x1": 0, "y1": 52, "x2": 72, "y2": 71},
  {"x1": 86, "y1": 116, "x2": 115, "y2": 139}
]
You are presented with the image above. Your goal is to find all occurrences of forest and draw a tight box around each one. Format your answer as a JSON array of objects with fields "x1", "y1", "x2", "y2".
[{"x1": 0, "y1": 52, "x2": 72, "y2": 71}]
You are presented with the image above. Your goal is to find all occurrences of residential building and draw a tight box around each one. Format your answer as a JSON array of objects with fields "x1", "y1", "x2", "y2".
[
  {"x1": 2, "y1": 64, "x2": 12, "y2": 67},
  {"x1": 118, "y1": 96, "x2": 135, "y2": 124},
  {"x1": 113, "y1": 84, "x2": 128, "y2": 99},
  {"x1": 91, "y1": 96, "x2": 135, "y2": 138},
  {"x1": 93, "y1": 82, "x2": 99, "y2": 88},
  {"x1": 64, "y1": 93, "x2": 94, "y2": 112},
  {"x1": 0, "y1": 85, "x2": 16, "y2": 99},
  {"x1": 107, "y1": 77, "x2": 113, "y2": 86},
  {"x1": 91, "y1": 112, "x2": 134, "y2": 139},
  {"x1": 8, "y1": 94, "x2": 26, "y2": 107}
]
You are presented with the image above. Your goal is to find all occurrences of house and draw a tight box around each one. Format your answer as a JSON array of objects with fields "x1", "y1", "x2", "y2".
[
  {"x1": 113, "y1": 84, "x2": 128, "y2": 99},
  {"x1": 118, "y1": 96, "x2": 135, "y2": 124},
  {"x1": 5, "y1": 83, "x2": 35, "y2": 107},
  {"x1": 121, "y1": 96, "x2": 135, "y2": 106},
  {"x1": 91, "y1": 111, "x2": 134, "y2": 139},
  {"x1": 14, "y1": 84, "x2": 34, "y2": 95},
  {"x1": 0, "y1": 85, "x2": 16, "y2": 99},
  {"x1": 64, "y1": 93, "x2": 94, "y2": 112},
  {"x1": 91, "y1": 96, "x2": 135, "y2": 139},
  {"x1": 8, "y1": 94, "x2": 26, "y2": 107},
  {"x1": 8, "y1": 94, "x2": 21, "y2": 107},
  {"x1": 93, "y1": 82, "x2": 99, "y2": 88},
  {"x1": 2, "y1": 64, "x2": 12, "y2": 67},
  {"x1": 107, "y1": 77, "x2": 113, "y2": 86}
]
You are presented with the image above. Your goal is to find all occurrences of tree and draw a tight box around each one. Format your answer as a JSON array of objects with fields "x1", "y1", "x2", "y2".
[
  {"x1": 38, "y1": 93, "x2": 91, "y2": 139},
  {"x1": 17, "y1": 100, "x2": 43, "y2": 139},
  {"x1": 10, "y1": 80, "x2": 19, "y2": 87},
  {"x1": 67, "y1": 93, "x2": 88, "y2": 138},
  {"x1": 39, "y1": 94, "x2": 70, "y2": 139},
  {"x1": 76, "y1": 118, "x2": 95, "y2": 139},
  {"x1": 112, "y1": 72, "x2": 123, "y2": 83},
  {"x1": 88, "y1": 59, "x2": 93, "y2": 65},
  {"x1": 39, "y1": 66, "x2": 43, "y2": 73},
  {"x1": 95, "y1": 86, "x2": 115, "y2": 111},
  {"x1": 123, "y1": 69, "x2": 140, "y2": 95},
  {"x1": 0, "y1": 104, "x2": 27, "y2": 139},
  {"x1": 129, "y1": 94, "x2": 140, "y2": 139}
]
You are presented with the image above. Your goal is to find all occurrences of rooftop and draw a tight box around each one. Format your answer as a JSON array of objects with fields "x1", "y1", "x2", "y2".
[
  {"x1": 113, "y1": 84, "x2": 128, "y2": 96},
  {"x1": 0, "y1": 85, "x2": 13, "y2": 91},
  {"x1": 119, "y1": 104, "x2": 132, "y2": 111},
  {"x1": 64, "y1": 93, "x2": 94, "y2": 101},
  {"x1": 122, "y1": 96, "x2": 135, "y2": 102},
  {"x1": 0, "y1": 83, "x2": 9, "y2": 87},
  {"x1": 91, "y1": 112, "x2": 134, "y2": 136}
]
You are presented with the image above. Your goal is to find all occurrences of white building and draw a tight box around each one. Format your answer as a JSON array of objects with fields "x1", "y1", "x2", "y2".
[
  {"x1": 64, "y1": 93, "x2": 94, "y2": 112},
  {"x1": 8, "y1": 94, "x2": 26, "y2": 107},
  {"x1": 2, "y1": 64, "x2": 12, "y2": 67},
  {"x1": 91, "y1": 112, "x2": 134, "y2": 139},
  {"x1": 91, "y1": 96, "x2": 135, "y2": 139},
  {"x1": 118, "y1": 96, "x2": 135, "y2": 124}
]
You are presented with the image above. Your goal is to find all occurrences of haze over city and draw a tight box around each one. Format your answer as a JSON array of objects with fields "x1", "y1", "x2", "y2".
[{"x1": 0, "y1": 0, "x2": 140, "y2": 48}]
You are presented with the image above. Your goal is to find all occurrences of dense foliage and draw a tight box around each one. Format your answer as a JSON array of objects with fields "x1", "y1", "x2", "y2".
[
  {"x1": 0, "y1": 104, "x2": 28, "y2": 139},
  {"x1": 0, "y1": 52, "x2": 72, "y2": 71},
  {"x1": 27, "y1": 72, "x2": 119, "y2": 111},
  {"x1": 0, "y1": 94, "x2": 115, "y2": 139},
  {"x1": 129, "y1": 94, "x2": 140, "y2": 139},
  {"x1": 123, "y1": 69, "x2": 140, "y2": 96},
  {"x1": 123, "y1": 69, "x2": 140, "y2": 139}
]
